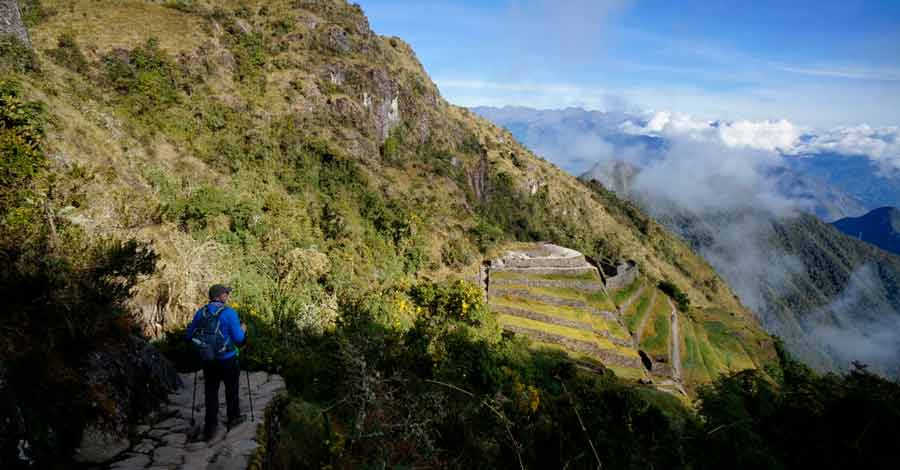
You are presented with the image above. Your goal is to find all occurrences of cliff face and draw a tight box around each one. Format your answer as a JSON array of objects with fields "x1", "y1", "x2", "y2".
[{"x1": 0, "y1": 0, "x2": 30, "y2": 46}]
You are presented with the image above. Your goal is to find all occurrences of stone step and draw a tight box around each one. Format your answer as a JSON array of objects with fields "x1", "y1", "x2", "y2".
[{"x1": 100, "y1": 371, "x2": 285, "y2": 470}]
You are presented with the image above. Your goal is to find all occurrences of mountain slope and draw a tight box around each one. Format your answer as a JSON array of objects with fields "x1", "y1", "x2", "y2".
[
  {"x1": 14, "y1": 0, "x2": 775, "y2": 390},
  {"x1": 586, "y1": 162, "x2": 900, "y2": 377},
  {"x1": 833, "y1": 207, "x2": 900, "y2": 255}
]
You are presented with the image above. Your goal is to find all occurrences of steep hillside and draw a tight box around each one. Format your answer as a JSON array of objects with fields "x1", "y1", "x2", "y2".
[
  {"x1": 833, "y1": 207, "x2": 900, "y2": 255},
  {"x1": 589, "y1": 157, "x2": 900, "y2": 377},
  {"x1": 8, "y1": 2, "x2": 900, "y2": 469},
  {"x1": 8, "y1": 0, "x2": 774, "y2": 384}
]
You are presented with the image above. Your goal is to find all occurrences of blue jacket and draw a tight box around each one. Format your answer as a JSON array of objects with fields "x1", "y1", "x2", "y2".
[{"x1": 186, "y1": 301, "x2": 246, "y2": 360}]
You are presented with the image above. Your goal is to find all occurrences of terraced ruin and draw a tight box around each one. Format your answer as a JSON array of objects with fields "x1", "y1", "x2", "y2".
[
  {"x1": 483, "y1": 242, "x2": 712, "y2": 395},
  {"x1": 484, "y1": 244, "x2": 647, "y2": 381}
]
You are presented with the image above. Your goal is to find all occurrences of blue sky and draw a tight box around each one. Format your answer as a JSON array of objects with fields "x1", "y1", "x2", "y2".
[{"x1": 357, "y1": 0, "x2": 900, "y2": 128}]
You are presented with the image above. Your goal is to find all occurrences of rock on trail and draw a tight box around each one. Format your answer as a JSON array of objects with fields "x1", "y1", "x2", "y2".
[{"x1": 99, "y1": 371, "x2": 285, "y2": 470}]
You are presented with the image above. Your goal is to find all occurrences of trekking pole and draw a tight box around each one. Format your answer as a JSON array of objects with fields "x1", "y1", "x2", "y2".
[
  {"x1": 191, "y1": 370, "x2": 198, "y2": 426},
  {"x1": 246, "y1": 369, "x2": 255, "y2": 421}
]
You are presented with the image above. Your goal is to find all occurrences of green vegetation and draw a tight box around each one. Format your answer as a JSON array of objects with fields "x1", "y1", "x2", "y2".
[
  {"x1": 659, "y1": 280, "x2": 691, "y2": 312},
  {"x1": 46, "y1": 32, "x2": 88, "y2": 73},
  {"x1": 9, "y1": 0, "x2": 888, "y2": 467},
  {"x1": 640, "y1": 296, "x2": 671, "y2": 356}
]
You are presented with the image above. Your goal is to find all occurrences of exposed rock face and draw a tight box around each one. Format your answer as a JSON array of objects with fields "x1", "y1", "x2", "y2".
[
  {"x1": 99, "y1": 371, "x2": 285, "y2": 470},
  {"x1": 0, "y1": 0, "x2": 29, "y2": 46}
]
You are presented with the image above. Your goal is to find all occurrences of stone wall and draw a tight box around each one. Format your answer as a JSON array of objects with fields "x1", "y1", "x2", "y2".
[
  {"x1": 0, "y1": 0, "x2": 30, "y2": 46},
  {"x1": 489, "y1": 278, "x2": 606, "y2": 292},
  {"x1": 604, "y1": 260, "x2": 639, "y2": 290},
  {"x1": 491, "y1": 265, "x2": 598, "y2": 276}
]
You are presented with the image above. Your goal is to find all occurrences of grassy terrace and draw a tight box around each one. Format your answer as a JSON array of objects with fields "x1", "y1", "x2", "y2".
[
  {"x1": 623, "y1": 286, "x2": 654, "y2": 332},
  {"x1": 491, "y1": 284, "x2": 615, "y2": 310},
  {"x1": 499, "y1": 314, "x2": 598, "y2": 343},
  {"x1": 531, "y1": 342, "x2": 647, "y2": 379},
  {"x1": 681, "y1": 316, "x2": 713, "y2": 384},
  {"x1": 490, "y1": 295, "x2": 607, "y2": 331},
  {"x1": 499, "y1": 314, "x2": 639, "y2": 358},
  {"x1": 640, "y1": 295, "x2": 672, "y2": 356},
  {"x1": 606, "y1": 319, "x2": 632, "y2": 343},
  {"x1": 612, "y1": 277, "x2": 643, "y2": 305}
]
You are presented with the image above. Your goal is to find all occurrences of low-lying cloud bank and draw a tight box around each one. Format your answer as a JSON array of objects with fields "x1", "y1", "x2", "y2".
[{"x1": 621, "y1": 111, "x2": 900, "y2": 174}]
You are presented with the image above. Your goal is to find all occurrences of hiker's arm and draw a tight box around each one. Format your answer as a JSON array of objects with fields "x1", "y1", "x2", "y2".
[
  {"x1": 228, "y1": 309, "x2": 246, "y2": 346},
  {"x1": 185, "y1": 309, "x2": 200, "y2": 341}
]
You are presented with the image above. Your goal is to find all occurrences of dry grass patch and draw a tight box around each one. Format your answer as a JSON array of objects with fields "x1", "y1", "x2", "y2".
[{"x1": 34, "y1": 1, "x2": 208, "y2": 55}]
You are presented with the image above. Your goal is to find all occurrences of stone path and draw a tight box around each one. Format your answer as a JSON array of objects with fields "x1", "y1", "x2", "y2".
[
  {"x1": 667, "y1": 298, "x2": 683, "y2": 383},
  {"x1": 102, "y1": 371, "x2": 285, "y2": 470}
]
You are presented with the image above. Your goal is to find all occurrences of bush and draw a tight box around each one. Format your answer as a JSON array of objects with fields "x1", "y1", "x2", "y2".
[
  {"x1": 102, "y1": 38, "x2": 186, "y2": 125},
  {"x1": 659, "y1": 280, "x2": 691, "y2": 311},
  {"x1": 47, "y1": 33, "x2": 89, "y2": 73},
  {"x1": 441, "y1": 237, "x2": 473, "y2": 268},
  {"x1": 0, "y1": 34, "x2": 38, "y2": 74}
]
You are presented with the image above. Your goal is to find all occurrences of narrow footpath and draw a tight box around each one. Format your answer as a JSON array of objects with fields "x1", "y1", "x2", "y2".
[
  {"x1": 667, "y1": 298, "x2": 682, "y2": 383},
  {"x1": 102, "y1": 371, "x2": 285, "y2": 470}
]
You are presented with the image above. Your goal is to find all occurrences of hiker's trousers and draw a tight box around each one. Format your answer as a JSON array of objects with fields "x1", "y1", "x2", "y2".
[{"x1": 203, "y1": 356, "x2": 240, "y2": 434}]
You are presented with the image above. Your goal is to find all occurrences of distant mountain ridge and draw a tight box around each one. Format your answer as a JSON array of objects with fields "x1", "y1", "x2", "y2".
[
  {"x1": 474, "y1": 105, "x2": 900, "y2": 220},
  {"x1": 833, "y1": 207, "x2": 900, "y2": 256}
]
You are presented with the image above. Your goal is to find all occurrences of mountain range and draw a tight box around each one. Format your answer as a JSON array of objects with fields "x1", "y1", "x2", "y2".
[{"x1": 833, "y1": 207, "x2": 900, "y2": 256}]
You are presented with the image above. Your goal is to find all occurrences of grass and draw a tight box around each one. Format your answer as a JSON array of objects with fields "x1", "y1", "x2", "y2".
[
  {"x1": 33, "y1": 0, "x2": 206, "y2": 54},
  {"x1": 490, "y1": 295, "x2": 596, "y2": 326},
  {"x1": 612, "y1": 277, "x2": 644, "y2": 305},
  {"x1": 500, "y1": 314, "x2": 638, "y2": 359},
  {"x1": 608, "y1": 365, "x2": 650, "y2": 381},
  {"x1": 499, "y1": 314, "x2": 598, "y2": 344},
  {"x1": 606, "y1": 320, "x2": 631, "y2": 343},
  {"x1": 681, "y1": 317, "x2": 712, "y2": 384},
  {"x1": 640, "y1": 295, "x2": 671, "y2": 356},
  {"x1": 623, "y1": 287, "x2": 653, "y2": 332},
  {"x1": 491, "y1": 283, "x2": 615, "y2": 310}
]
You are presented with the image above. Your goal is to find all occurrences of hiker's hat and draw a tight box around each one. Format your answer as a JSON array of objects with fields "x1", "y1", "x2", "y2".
[{"x1": 208, "y1": 284, "x2": 232, "y2": 300}]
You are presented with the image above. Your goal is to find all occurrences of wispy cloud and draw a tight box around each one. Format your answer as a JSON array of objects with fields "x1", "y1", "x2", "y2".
[{"x1": 777, "y1": 65, "x2": 900, "y2": 81}]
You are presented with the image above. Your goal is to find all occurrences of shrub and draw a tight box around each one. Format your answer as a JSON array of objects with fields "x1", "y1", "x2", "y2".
[
  {"x1": 0, "y1": 34, "x2": 38, "y2": 74},
  {"x1": 441, "y1": 237, "x2": 473, "y2": 268},
  {"x1": 659, "y1": 280, "x2": 691, "y2": 311},
  {"x1": 102, "y1": 38, "x2": 186, "y2": 125},
  {"x1": 47, "y1": 33, "x2": 89, "y2": 73},
  {"x1": 0, "y1": 78, "x2": 46, "y2": 249}
]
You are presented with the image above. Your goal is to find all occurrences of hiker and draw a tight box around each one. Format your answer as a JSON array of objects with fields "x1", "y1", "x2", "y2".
[{"x1": 186, "y1": 284, "x2": 248, "y2": 440}]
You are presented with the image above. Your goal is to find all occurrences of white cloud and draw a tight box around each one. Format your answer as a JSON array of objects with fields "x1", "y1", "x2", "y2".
[
  {"x1": 621, "y1": 111, "x2": 803, "y2": 152},
  {"x1": 621, "y1": 112, "x2": 900, "y2": 172},
  {"x1": 791, "y1": 125, "x2": 900, "y2": 172}
]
